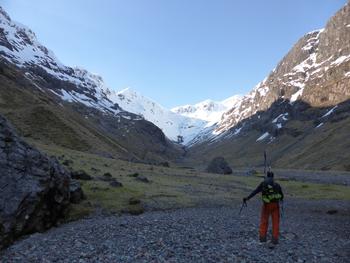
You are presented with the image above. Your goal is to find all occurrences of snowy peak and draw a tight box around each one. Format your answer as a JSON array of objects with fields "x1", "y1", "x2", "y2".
[
  {"x1": 0, "y1": 7, "x2": 63, "y2": 70},
  {"x1": 0, "y1": 7, "x2": 123, "y2": 114},
  {"x1": 221, "y1": 95, "x2": 243, "y2": 108},
  {"x1": 106, "y1": 88, "x2": 208, "y2": 144},
  {"x1": 172, "y1": 95, "x2": 242, "y2": 124},
  {"x1": 110, "y1": 87, "x2": 169, "y2": 118}
]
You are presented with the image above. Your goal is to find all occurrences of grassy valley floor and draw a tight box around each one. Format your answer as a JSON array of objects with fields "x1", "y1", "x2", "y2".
[
  {"x1": 26, "y1": 141, "x2": 350, "y2": 220},
  {"x1": 1, "y1": 142, "x2": 350, "y2": 262}
]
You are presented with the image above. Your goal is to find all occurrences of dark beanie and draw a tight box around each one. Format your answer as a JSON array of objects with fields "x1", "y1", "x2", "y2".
[{"x1": 267, "y1": 171, "x2": 274, "y2": 177}]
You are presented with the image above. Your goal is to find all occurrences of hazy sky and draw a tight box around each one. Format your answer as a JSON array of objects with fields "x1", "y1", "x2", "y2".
[{"x1": 1, "y1": 0, "x2": 346, "y2": 107}]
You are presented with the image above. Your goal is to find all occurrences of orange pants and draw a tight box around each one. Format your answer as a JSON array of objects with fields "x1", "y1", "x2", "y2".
[{"x1": 259, "y1": 202, "x2": 280, "y2": 240}]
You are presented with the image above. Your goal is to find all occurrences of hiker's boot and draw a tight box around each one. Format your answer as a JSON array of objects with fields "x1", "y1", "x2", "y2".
[
  {"x1": 271, "y1": 237, "x2": 279, "y2": 245},
  {"x1": 259, "y1": 236, "x2": 267, "y2": 243}
]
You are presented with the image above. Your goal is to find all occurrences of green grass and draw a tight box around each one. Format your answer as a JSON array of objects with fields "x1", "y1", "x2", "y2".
[
  {"x1": 66, "y1": 201, "x2": 94, "y2": 221},
  {"x1": 81, "y1": 180, "x2": 142, "y2": 212},
  {"x1": 30, "y1": 142, "x2": 350, "y2": 220},
  {"x1": 227, "y1": 174, "x2": 350, "y2": 200}
]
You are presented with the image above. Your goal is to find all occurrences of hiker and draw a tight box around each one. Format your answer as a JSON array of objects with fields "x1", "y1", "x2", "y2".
[{"x1": 243, "y1": 171, "x2": 284, "y2": 244}]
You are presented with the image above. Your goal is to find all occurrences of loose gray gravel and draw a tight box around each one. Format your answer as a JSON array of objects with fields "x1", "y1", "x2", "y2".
[{"x1": 1, "y1": 199, "x2": 349, "y2": 263}]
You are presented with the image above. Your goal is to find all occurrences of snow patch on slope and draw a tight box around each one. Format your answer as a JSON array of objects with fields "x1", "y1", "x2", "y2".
[
  {"x1": 322, "y1": 105, "x2": 338, "y2": 118},
  {"x1": 256, "y1": 132, "x2": 270, "y2": 142}
]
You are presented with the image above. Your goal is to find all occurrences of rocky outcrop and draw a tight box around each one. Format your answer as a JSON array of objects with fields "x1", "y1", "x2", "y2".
[
  {"x1": 214, "y1": 2, "x2": 350, "y2": 135},
  {"x1": 206, "y1": 157, "x2": 232, "y2": 175},
  {"x1": 0, "y1": 115, "x2": 84, "y2": 249}
]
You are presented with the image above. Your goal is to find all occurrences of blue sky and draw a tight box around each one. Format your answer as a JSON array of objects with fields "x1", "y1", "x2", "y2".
[{"x1": 1, "y1": 0, "x2": 346, "y2": 108}]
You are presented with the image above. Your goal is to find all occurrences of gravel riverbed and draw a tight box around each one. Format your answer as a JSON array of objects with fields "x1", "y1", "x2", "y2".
[{"x1": 1, "y1": 199, "x2": 349, "y2": 263}]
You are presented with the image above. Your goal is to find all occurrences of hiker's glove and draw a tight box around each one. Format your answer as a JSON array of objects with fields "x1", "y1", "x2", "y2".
[{"x1": 243, "y1": 197, "x2": 248, "y2": 203}]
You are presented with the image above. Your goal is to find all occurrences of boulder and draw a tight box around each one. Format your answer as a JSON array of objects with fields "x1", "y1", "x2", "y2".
[
  {"x1": 71, "y1": 170, "x2": 93, "y2": 180},
  {"x1": 109, "y1": 180, "x2": 123, "y2": 188},
  {"x1": 0, "y1": 115, "x2": 83, "y2": 249},
  {"x1": 158, "y1": 161, "x2": 170, "y2": 167},
  {"x1": 206, "y1": 157, "x2": 233, "y2": 175},
  {"x1": 69, "y1": 181, "x2": 85, "y2": 203},
  {"x1": 129, "y1": 197, "x2": 141, "y2": 205},
  {"x1": 62, "y1": 159, "x2": 73, "y2": 166},
  {"x1": 135, "y1": 175, "x2": 150, "y2": 183},
  {"x1": 103, "y1": 172, "x2": 112, "y2": 178}
]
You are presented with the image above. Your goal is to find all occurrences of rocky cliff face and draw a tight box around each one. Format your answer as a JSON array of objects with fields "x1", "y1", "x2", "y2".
[
  {"x1": 0, "y1": 115, "x2": 83, "y2": 249},
  {"x1": 186, "y1": 2, "x2": 350, "y2": 170},
  {"x1": 214, "y1": 2, "x2": 350, "y2": 135}
]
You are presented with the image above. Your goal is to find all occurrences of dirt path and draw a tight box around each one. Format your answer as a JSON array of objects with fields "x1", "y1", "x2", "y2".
[{"x1": 1, "y1": 199, "x2": 349, "y2": 263}]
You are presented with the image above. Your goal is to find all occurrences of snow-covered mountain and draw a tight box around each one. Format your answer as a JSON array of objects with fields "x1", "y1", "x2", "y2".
[
  {"x1": 1, "y1": 3, "x2": 350, "y2": 170},
  {"x1": 0, "y1": 6, "x2": 211, "y2": 144},
  {"x1": 7, "y1": 1, "x2": 349, "y2": 150},
  {"x1": 189, "y1": 1, "x2": 350, "y2": 148},
  {"x1": 106, "y1": 88, "x2": 208, "y2": 144},
  {"x1": 213, "y1": 21, "x2": 350, "y2": 137},
  {"x1": 171, "y1": 95, "x2": 242, "y2": 125},
  {"x1": 0, "y1": 7, "x2": 123, "y2": 115}
]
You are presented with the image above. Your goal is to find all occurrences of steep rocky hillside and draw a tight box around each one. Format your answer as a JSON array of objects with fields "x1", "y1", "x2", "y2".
[
  {"x1": 213, "y1": 3, "x2": 350, "y2": 135},
  {"x1": 0, "y1": 7, "x2": 183, "y2": 163},
  {"x1": 186, "y1": 2, "x2": 350, "y2": 171},
  {"x1": 0, "y1": 60, "x2": 183, "y2": 163}
]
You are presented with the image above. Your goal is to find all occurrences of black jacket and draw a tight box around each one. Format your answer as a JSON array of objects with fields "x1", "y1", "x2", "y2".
[{"x1": 246, "y1": 177, "x2": 284, "y2": 201}]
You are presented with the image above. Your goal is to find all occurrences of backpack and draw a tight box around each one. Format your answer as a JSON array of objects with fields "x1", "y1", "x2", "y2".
[{"x1": 262, "y1": 181, "x2": 282, "y2": 203}]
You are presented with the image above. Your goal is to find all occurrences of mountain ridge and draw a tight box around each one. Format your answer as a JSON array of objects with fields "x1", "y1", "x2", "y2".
[
  {"x1": 185, "y1": 1, "x2": 350, "y2": 170},
  {"x1": 0, "y1": 5, "x2": 233, "y2": 144},
  {"x1": 1, "y1": 3, "x2": 350, "y2": 170}
]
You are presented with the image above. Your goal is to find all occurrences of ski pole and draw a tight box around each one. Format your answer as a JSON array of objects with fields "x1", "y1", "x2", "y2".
[
  {"x1": 264, "y1": 150, "x2": 267, "y2": 177},
  {"x1": 239, "y1": 201, "x2": 247, "y2": 215},
  {"x1": 280, "y1": 200, "x2": 284, "y2": 220}
]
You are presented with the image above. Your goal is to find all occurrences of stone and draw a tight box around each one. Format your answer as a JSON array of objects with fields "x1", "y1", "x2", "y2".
[
  {"x1": 129, "y1": 197, "x2": 141, "y2": 205},
  {"x1": 62, "y1": 159, "x2": 74, "y2": 166},
  {"x1": 0, "y1": 115, "x2": 83, "y2": 249},
  {"x1": 90, "y1": 167, "x2": 100, "y2": 173},
  {"x1": 135, "y1": 176, "x2": 150, "y2": 183},
  {"x1": 158, "y1": 162, "x2": 170, "y2": 167},
  {"x1": 71, "y1": 170, "x2": 93, "y2": 180},
  {"x1": 103, "y1": 172, "x2": 112, "y2": 178},
  {"x1": 69, "y1": 181, "x2": 86, "y2": 203},
  {"x1": 109, "y1": 180, "x2": 123, "y2": 188},
  {"x1": 128, "y1": 172, "x2": 139, "y2": 177},
  {"x1": 206, "y1": 157, "x2": 233, "y2": 175},
  {"x1": 326, "y1": 209, "x2": 338, "y2": 215}
]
